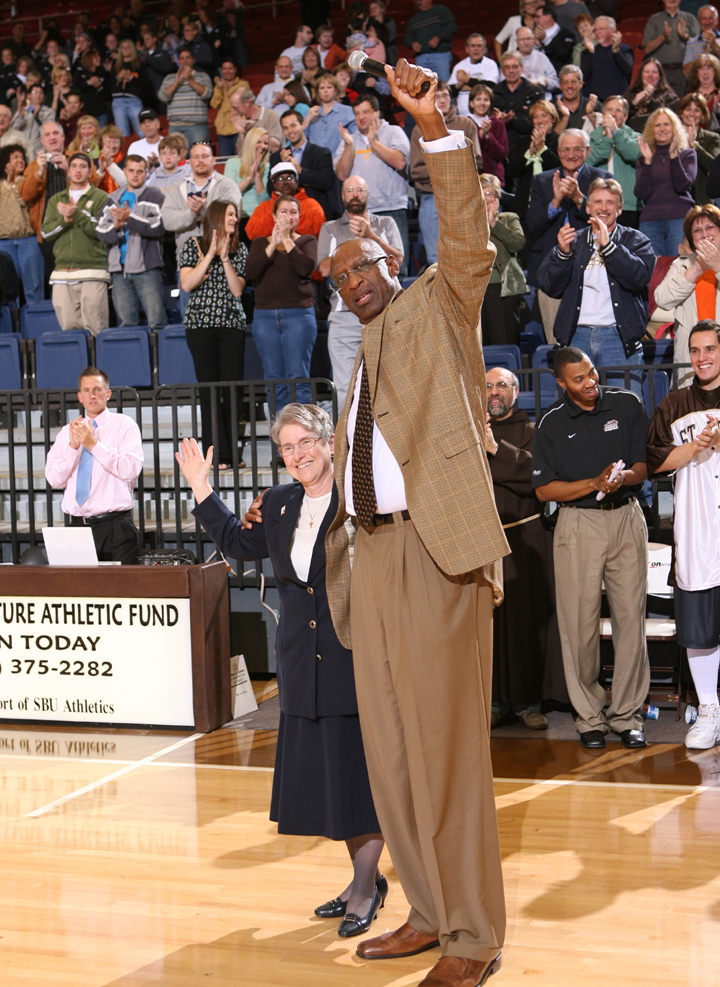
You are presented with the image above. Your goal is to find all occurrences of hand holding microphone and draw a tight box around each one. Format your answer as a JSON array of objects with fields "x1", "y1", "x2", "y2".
[{"x1": 348, "y1": 49, "x2": 434, "y2": 94}]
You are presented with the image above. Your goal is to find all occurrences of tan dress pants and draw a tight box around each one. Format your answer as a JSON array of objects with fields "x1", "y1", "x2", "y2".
[
  {"x1": 51, "y1": 281, "x2": 108, "y2": 336},
  {"x1": 537, "y1": 289, "x2": 560, "y2": 345},
  {"x1": 350, "y1": 514, "x2": 505, "y2": 962},
  {"x1": 553, "y1": 501, "x2": 650, "y2": 734}
]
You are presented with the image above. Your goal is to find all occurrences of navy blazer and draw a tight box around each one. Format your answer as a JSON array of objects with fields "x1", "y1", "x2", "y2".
[
  {"x1": 536, "y1": 224, "x2": 656, "y2": 352},
  {"x1": 193, "y1": 482, "x2": 358, "y2": 720},
  {"x1": 268, "y1": 142, "x2": 336, "y2": 219},
  {"x1": 525, "y1": 164, "x2": 611, "y2": 284}
]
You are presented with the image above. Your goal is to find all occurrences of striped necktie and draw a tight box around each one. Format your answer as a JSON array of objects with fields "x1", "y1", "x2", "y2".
[{"x1": 352, "y1": 363, "x2": 377, "y2": 527}]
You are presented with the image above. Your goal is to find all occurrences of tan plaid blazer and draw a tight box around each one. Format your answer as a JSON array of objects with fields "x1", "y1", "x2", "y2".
[{"x1": 325, "y1": 142, "x2": 510, "y2": 649}]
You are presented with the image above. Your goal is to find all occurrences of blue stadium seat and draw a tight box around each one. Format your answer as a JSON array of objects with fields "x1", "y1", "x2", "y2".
[
  {"x1": 35, "y1": 331, "x2": 89, "y2": 389},
  {"x1": 642, "y1": 338, "x2": 674, "y2": 364},
  {"x1": 483, "y1": 344, "x2": 522, "y2": 372},
  {"x1": 530, "y1": 345, "x2": 560, "y2": 403},
  {"x1": 20, "y1": 300, "x2": 62, "y2": 340},
  {"x1": 0, "y1": 334, "x2": 22, "y2": 389},
  {"x1": 519, "y1": 332, "x2": 541, "y2": 360},
  {"x1": 0, "y1": 305, "x2": 13, "y2": 334},
  {"x1": 109, "y1": 324, "x2": 151, "y2": 335},
  {"x1": 157, "y1": 326, "x2": 197, "y2": 385},
  {"x1": 95, "y1": 328, "x2": 152, "y2": 388},
  {"x1": 642, "y1": 369, "x2": 670, "y2": 415}
]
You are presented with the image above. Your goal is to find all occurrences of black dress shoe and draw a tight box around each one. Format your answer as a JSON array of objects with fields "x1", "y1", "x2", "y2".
[
  {"x1": 315, "y1": 875, "x2": 388, "y2": 919},
  {"x1": 338, "y1": 884, "x2": 384, "y2": 938},
  {"x1": 620, "y1": 729, "x2": 647, "y2": 749},
  {"x1": 580, "y1": 730, "x2": 606, "y2": 749}
]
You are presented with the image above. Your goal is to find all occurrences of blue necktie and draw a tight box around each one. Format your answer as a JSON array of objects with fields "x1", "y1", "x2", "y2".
[{"x1": 75, "y1": 420, "x2": 97, "y2": 506}]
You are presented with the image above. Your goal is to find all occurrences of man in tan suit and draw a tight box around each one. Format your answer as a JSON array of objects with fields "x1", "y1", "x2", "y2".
[{"x1": 325, "y1": 59, "x2": 510, "y2": 987}]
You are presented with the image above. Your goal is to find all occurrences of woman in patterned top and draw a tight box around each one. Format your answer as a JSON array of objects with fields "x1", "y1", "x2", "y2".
[{"x1": 179, "y1": 199, "x2": 248, "y2": 468}]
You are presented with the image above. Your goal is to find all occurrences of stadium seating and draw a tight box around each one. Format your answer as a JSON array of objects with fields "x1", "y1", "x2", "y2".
[
  {"x1": 642, "y1": 369, "x2": 670, "y2": 416},
  {"x1": 35, "y1": 331, "x2": 89, "y2": 389},
  {"x1": 20, "y1": 301, "x2": 61, "y2": 341},
  {"x1": 157, "y1": 326, "x2": 197, "y2": 386},
  {"x1": 0, "y1": 334, "x2": 22, "y2": 390},
  {"x1": 483, "y1": 344, "x2": 522, "y2": 373},
  {"x1": 95, "y1": 328, "x2": 153, "y2": 388}
]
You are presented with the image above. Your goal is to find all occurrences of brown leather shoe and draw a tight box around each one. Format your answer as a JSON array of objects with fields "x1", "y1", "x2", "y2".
[
  {"x1": 355, "y1": 922, "x2": 440, "y2": 959},
  {"x1": 418, "y1": 954, "x2": 502, "y2": 987}
]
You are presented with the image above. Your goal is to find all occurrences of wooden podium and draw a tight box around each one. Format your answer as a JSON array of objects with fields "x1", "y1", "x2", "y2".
[{"x1": 0, "y1": 562, "x2": 231, "y2": 732}]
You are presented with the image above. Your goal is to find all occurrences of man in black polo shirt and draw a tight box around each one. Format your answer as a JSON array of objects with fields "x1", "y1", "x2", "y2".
[{"x1": 532, "y1": 346, "x2": 651, "y2": 749}]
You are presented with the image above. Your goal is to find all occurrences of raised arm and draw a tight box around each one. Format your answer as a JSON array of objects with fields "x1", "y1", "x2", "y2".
[{"x1": 385, "y1": 61, "x2": 494, "y2": 331}]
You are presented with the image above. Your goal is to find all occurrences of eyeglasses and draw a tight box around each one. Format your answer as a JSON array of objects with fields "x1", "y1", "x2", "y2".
[
  {"x1": 278, "y1": 436, "x2": 321, "y2": 458},
  {"x1": 487, "y1": 381, "x2": 514, "y2": 391},
  {"x1": 344, "y1": 187, "x2": 366, "y2": 194},
  {"x1": 560, "y1": 145, "x2": 587, "y2": 155},
  {"x1": 330, "y1": 255, "x2": 388, "y2": 292},
  {"x1": 274, "y1": 173, "x2": 297, "y2": 181}
]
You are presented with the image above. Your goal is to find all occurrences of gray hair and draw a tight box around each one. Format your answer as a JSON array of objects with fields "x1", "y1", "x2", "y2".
[
  {"x1": 596, "y1": 15, "x2": 617, "y2": 29},
  {"x1": 559, "y1": 63, "x2": 583, "y2": 82},
  {"x1": 558, "y1": 127, "x2": 590, "y2": 149},
  {"x1": 269, "y1": 403, "x2": 333, "y2": 446},
  {"x1": 501, "y1": 49, "x2": 524, "y2": 67}
]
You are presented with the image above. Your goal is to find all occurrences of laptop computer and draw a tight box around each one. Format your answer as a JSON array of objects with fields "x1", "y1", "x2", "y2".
[{"x1": 42, "y1": 526, "x2": 99, "y2": 566}]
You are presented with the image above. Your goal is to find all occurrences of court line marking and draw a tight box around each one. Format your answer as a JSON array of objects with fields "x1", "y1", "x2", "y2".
[
  {"x1": 4, "y1": 753, "x2": 719, "y2": 791},
  {"x1": 25, "y1": 733, "x2": 203, "y2": 817}
]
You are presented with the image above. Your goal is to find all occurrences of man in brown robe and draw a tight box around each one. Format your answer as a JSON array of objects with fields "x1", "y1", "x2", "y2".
[{"x1": 485, "y1": 366, "x2": 565, "y2": 728}]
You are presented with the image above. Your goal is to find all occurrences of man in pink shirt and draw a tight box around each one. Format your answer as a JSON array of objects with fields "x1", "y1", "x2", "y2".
[{"x1": 45, "y1": 367, "x2": 144, "y2": 564}]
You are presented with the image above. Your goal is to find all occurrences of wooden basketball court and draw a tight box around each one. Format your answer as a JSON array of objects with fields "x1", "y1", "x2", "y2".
[{"x1": 1, "y1": 710, "x2": 719, "y2": 986}]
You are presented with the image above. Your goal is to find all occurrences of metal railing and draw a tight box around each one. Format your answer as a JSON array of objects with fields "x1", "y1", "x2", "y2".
[
  {"x1": 0, "y1": 363, "x2": 691, "y2": 562},
  {"x1": 0, "y1": 377, "x2": 336, "y2": 564}
]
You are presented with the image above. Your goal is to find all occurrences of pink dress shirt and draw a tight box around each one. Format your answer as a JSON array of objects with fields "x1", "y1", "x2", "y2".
[{"x1": 45, "y1": 408, "x2": 144, "y2": 517}]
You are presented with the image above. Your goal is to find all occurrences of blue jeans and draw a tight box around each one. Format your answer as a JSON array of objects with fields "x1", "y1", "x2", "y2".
[
  {"x1": 112, "y1": 269, "x2": 168, "y2": 330},
  {"x1": 217, "y1": 133, "x2": 238, "y2": 157},
  {"x1": 0, "y1": 236, "x2": 44, "y2": 302},
  {"x1": 418, "y1": 192, "x2": 439, "y2": 265},
  {"x1": 415, "y1": 51, "x2": 453, "y2": 80},
  {"x1": 170, "y1": 122, "x2": 211, "y2": 146},
  {"x1": 112, "y1": 95, "x2": 144, "y2": 137},
  {"x1": 374, "y1": 207, "x2": 409, "y2": 277},
  {"x1": 639, "y1": 218, "x2": 685, "y2": 257},
  {"x1": 571, "y1": 324, "x2": 644, "y2": 398},
  {"x1": 251, "y1": 307, "x2": 317, "y2": 408}
]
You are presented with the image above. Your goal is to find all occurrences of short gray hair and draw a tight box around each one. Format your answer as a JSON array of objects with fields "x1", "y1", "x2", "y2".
[
  {"x1": 269, "y1": 403, "x2": 333, "y2": 446},
  {"x1": 558, "y1": 127, "x2": 590, "y2": 149},
  {"x1": 559, "y1": 63, "x2": 583, "y2": 82},
  {"x1": 596, "y1": 15, "x2": 617, "y2": 29},
  {"x1": 501, "y1": 49, "x2": 524, "y2": 67}
]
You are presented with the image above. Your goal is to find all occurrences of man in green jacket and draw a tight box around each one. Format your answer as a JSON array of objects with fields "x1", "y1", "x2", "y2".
[
  {"x1": 41, "y1": 152, "x2": 110, "y2": 335},
  {"x1": 587, "y1": 96, "x2": 643, "y2": 228}
]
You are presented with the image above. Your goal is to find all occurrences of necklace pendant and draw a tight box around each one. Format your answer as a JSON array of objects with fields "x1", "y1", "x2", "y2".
[{"x1": 309, "y1": 520, "x2": 314, "y2": 528}]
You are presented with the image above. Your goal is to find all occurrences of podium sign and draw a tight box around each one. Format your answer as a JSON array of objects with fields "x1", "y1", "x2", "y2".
[
  {"x1": 0, "y1": 596, "x2": 194, "y2": 727},
  {"x1": 0, "y1": 564, "x2": 231, "y2": 732}
]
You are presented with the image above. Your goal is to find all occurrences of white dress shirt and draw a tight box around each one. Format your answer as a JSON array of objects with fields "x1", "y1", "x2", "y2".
[{"x1": 344, "y1": 129, "x2": 467, "y2": 516}]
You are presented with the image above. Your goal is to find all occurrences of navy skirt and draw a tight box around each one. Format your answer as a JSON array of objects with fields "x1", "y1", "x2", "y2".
[{"x1": 270, "y1": 710, "x2": 381, "y2": 840}]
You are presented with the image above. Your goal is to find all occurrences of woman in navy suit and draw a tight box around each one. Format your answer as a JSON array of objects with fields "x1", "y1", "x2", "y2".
[{"x1": 176, "y1": 404, "x2": 386, "y2": 938}]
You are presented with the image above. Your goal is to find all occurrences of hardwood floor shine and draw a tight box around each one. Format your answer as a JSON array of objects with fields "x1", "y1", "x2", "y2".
[{"x1": 1, "y1": 724, "x2": 719, "y2": 986}]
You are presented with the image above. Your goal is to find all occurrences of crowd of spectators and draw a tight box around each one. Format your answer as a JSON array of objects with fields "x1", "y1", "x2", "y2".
[
  {"x1": 4, "y1": 0, "x2": 720, "y2": 405},
  {"x1": 4, "y1": 0, "x2": 720, "y2": 752}
]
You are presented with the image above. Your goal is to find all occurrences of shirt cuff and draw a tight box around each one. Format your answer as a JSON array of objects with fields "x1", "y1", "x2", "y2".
[
  {"x1": 548, "y1": 203, "x2": 562, "y2": 219},
  {"x1": 420, "y1": 131, "x2": 467, "y2": 153}
]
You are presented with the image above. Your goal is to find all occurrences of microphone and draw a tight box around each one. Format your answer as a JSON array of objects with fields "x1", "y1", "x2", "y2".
[{"x1": 347, "y1": 49, "x2": 433, "y2": 93}]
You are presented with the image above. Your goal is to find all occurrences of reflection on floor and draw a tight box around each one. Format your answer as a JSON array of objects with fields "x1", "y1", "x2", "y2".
[{"x1": 1, "y1": 718, "x2": 719, "y2": 986}]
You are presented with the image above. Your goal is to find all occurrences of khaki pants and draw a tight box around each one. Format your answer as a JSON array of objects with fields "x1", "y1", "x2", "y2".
[
  {"x1": 350, "y1": 515, "x2": 505, "y2": 962},
  {"x1": 537, "y1": 289, "x2": 560, "y2": 345},
  {"x1": 553, "y1": 501, "x2": 650, "y2": 734},
  {"x1": 51, "y1": 281, "x2": 108, "y2": 336}
]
